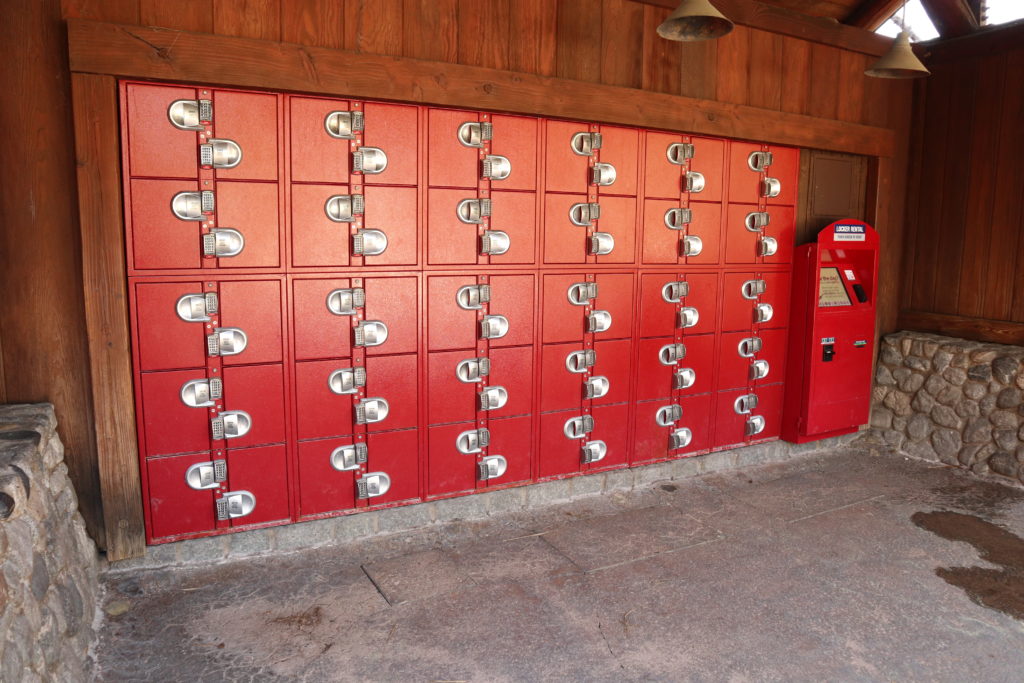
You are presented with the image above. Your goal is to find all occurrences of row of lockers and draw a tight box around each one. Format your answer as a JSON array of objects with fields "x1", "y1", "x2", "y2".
[{"x1": 121, "y1": 82, "x2": 796, "y2": 272}]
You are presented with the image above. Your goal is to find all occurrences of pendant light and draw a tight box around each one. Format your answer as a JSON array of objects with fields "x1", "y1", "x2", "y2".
[
  {"x1": 865, "y1": 2, "x2": 930, "y2": 78},
  {"x1": 657, "y1": 0, "x2": 734, "y2": 41}
]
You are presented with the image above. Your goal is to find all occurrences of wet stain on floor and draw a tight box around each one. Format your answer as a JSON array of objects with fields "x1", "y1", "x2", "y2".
[
  {"x1": 913, "y1": 510, "x2": 1024, "y2": 620},
  {"x1": 928, "y1": 480, "x2": 1024, "y2": 516}
]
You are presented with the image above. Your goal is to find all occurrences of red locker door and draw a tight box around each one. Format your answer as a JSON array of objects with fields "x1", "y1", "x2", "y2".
[
  {"x1": 222, "y1": 363, "x2": 286, "y2": 448},
  {"x1": 762, "y1": 205, "x2": 795, "y2": 265},
  {"x1": 490, "y1": 114, "x2": 538, "y2": 192},
  {"x1": 687, "y1": 201, "x2": 722, "y2": 266},
  {"x1": 427, "y1": 188, "x2": 478, "y2": 265},
  {"x1": 489, "y1": 414, "x2": 532, "y2": 484},
  {"x1": 593, "y1": 338, "x2": 632, "y2": 406},
  {"x1": 759, "y1": 271, "x2": 791, "y2": 331},
  {"x1": 633, "y1": 401, "x2": 670, "y2": 464},
  {"x1": 635, "y1": 337, "x2": 675, "y2": 402},
  {"x1": 724, "y1": 203, "x2": 760, "y2": 265},
  {"x1": 363, "y1": 102, "x2": 418, "y2": 186},
  {"x1": 714, "y1": 388, "x2": 751, "y2": 450},
  {"x1": 598, "y1": 126, "x2": 638, "y2": 196},
  {"x1": 427, "y1": 421, "x2": 477, "y2": 497},
  {"x1": 125, "y1": 83, "x2": 199, "y2": 179},
  {"x1": 682, "y1": 272, "x2": 718, "y2": 337},
  {"x1": 294, "y1": 359, "x2": 354, "y2": 440},
  {"x1": 643, "y1": 132, "x2": 682, "y2": 199},
  {"x1": 291, "y1": 183, "x2": 350, "y2": 268},
  {"x1": 538, "y1": 410, "x2": 584, "y2": 479},
  {"x1": 690, "y1": 137, "x2": 725, "y2": 203},
  {"x1": 679, "y1": 333, "x2": 716, "y2": 396},
  {"x1": 727, "y1": 142, "x2": 762, "y2": 204},
  {"x1": 594, "y1": 273, "x2": 635, "y2": 340},
  {"x1": 297, "y1": 436, "x2": 356, "y2": 516},
  {"x1": 754, "y1": 327, "x2": 788, "y2": 387},
  {"x1": 426, "y1": 276, "x2": 480, "y2": 352},
  {"x1": 225, "y1": 444, "x2": 290, "y2": 526},
  {"x1": 541, "y1": 274, "x2": 586, "y2": 344},
  {"x1": 216, "y1": 181, "x2": 280, "y2": 269},
  {"x1": 767, "y1": 147, "x2": 799, "y2": 206},
  {"x1": 489, "y1": 191, "x2": 538, "y2": 265},
  {"x1": 140, "y1": 370, "x2": 213, "y2": 457},
  {"x1": 364, "y1": 354, "x2": 418, "y2": 431},
  {"x1": 489, "y1": 274, "x2": 535, "y2": 348},
  {"x1": 146, "y1": 453, "x2": 216, "y2": 539},
  {"x1": 751, "y1": 383, "x2": 785, "y2": 441},
  {"x1": 591, "y1": 402, "x2": 630, "y2": 470},
  {"x1": 135, "y1": 281, "x2": 206, "y2": 371},
  {"x1": 427, "y1": 108, "x2": 478, "y2": 189},
  {"x1": 678, "y1": 392, "x2": 713, "y2": 455},
  {"x1": 544, "y1": 120, "x2": 589, "y2": 194},
  {"x1": 427, "y1": 351, "x2": 478, "y2": 425},
  {"x1": 488, "y1": 345, "x2": 534, "y2": 418},
  {"x1": 289, "y1": 96, "x2": 351, "y2": 184},
  {"x1": 596, "y1": 195, "x2": 637, "y2": 265},
  {"x1": 641, "y1": 198, "x2": 681, "y2": 265},
  {"x1": 130, "y1": 179, "x2": 201, "y2": 270},
  {"x1": 213, "y1": 90, "x2": 278, "y2": 181},
  {"x1": 293, "y1": 278, "x2": 353, "y2": 361},
  {"x1": 364, "y1": 276, "x2": 418, "y2": 356},
  {"x1": 720, "y1": 272, "x2": 759, "y2": 333},
  {"x1": 718, "y1": 331, "x2": 756, "y2": 392},
  {"x1": 638, "y1": 274, "x2": 678, "y2": 338},
  {"x1": 219, "y1": 279, "x2": 284, "y2": 365},
  {"x1": 543, "y1": 193, "x2": 588, "y2": 264},
  {"x1": 540, "y1": 343, "x2": 584, "y2": 412},
  {"x1": 365, "y1": 428, "x2": 419, "y2": 505},
  {"x1": 362, "y1": 185, "x2": 418, "y2": 267}
]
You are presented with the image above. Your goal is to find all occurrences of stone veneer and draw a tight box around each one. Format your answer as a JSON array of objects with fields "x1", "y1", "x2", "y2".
[
  {"x1": 869, "y1": 331, "x2": 1024, "y2": 482},
  {"x1": 0, "y1": 404, "x2": 99, "y2": 681}
]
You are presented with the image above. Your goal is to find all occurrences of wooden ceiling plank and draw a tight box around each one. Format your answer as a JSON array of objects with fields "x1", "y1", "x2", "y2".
[
  {"x1": 844, "y1": 0, "x2": 905, "y2": 30},
  {"x1": 919, "y1": 0, "x2": 979, "y2": 38}
]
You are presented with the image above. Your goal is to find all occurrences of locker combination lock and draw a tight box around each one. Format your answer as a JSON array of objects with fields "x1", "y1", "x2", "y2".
[
  {"x1": 456, "y1": 198, "x2": 492, "y2": 225},
  {"x1": 591, "y1": 162, "x2": 617, "y2": 187},
  {"x1": 211, "y1": 411, "x2": 252, "y2": 440},
  {"x1": 457, "y1": 121, "x2": 492, "y2": 148},
  {"x1": 478, "y1": 386, "x2": 509, "y2": 411},
  {"x1": 587, "y1": 310, "x2": 612, "y2": 333},
  {"x1": 324, "y1": 194, "x2": 365, "y2": 223},
  {"x1": 355, "y1": 398, "x2": 390, "y2": 424},
  {"x1": 664, "y1": 208, "x2": 692, "y2": 230},
  {"x1": 202, "y1": 229, "x2": 245, "y2": 258},
  {"x1": 581, "y1": 440, "x2": 607, "y2": 464},
  {"x1": 330, "y1": 442, "x2": 368, "y2": 471},
  {"x1": 661, "y1": 281, "x2": 689, "y2": 303},
  {"x1": 353, "y1": 229, "x2": 388, "y2": 256},
  {"x1": 684, "y1": 171, "x2": 705, "y2": 193},
  {"x1": 583, "y1": 375, "x2": 610, "y2": 400},
  {"x1": 656, "y1": 404, "x2": 683, "y2": 427},
  {"x1": 328, "y1": 366, "x2": 367, "y2": 395},
  {"x1": 480, "y1": 230, "x2": 511, "y2": 256},
  {"x1": 356, "y1": 472, "x2": 391, "y2": 499},
  {"x1": 478, "y1": 455, "x2": 508, "y2": 481},
  {"x1": 353, "y1": 147, "x2": 388, "y2": 174},
  {"x1": 481, "y1": 155, "x2": 511, "y2": 181},
  {"x1": 216, "y1": 491, "x2": 256, "y2": 520},
  {"x1": 666, "y1": 142, "x2": 694, "y2": 165},
  {"x1": 564, "y1": 415, "x2": 595, "y2": 439},
  {"x1": 659, "y1": 343, "x2": 686, "y2": 366},
  {"x1": 456, "y1": 427, "x2": 490, "y2": 454},
  {"x1": 324, "y1": 110, "x2": 364, "y2": 139},
  {"x1": 669, "y1": 428, "x2": 692, "y2": 450},
  {"x1": 168, "y1": 99, "x2": 213, "y2": 131},
  {"x1": 185, "y1": 459, "x2": 227, "y2": 490},
  {"x1": 570, "y1": 132, "x2": 602, "y2": 156},
  {"x1": 456, "y1": 284, "x2": 491, "y2": 310},
  {"x1": 326, "y1": 288, "x2": 365, "y2": 316},
  {"x1": 199, "y1": 139, "x2": 242, "y2": 169}
]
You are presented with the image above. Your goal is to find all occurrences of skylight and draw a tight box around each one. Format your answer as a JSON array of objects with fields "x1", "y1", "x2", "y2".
[
  {"x1": 981, "y1": 0, "x2": 1024, "y2": 26},
  {"x1": 874, "y1": 0, "x2": 939, "y2": 42}
]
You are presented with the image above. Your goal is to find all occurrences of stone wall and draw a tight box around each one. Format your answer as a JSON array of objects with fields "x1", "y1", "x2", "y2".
[
  {"x1": 870, "y1": 331, "x2": 1024, "y2": 483},
  {"x1": 0, "y1": 404, "x2": 99, "y2": 681}
]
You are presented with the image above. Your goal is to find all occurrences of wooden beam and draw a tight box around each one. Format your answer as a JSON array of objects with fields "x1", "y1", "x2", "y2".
[
  {"x1": 920, "y1": 0, "x2": 978, "y2": 38},
  {"x1": 898, "y1": 310, "x2": 1024, "y2": 345},
  {"x1": 919, "y1": 19, "x2": 1024, "y2": 64},
  {"x1": 844, "y1": 0, "x2": 905, "y2": 30},
  {"x1": 637, "y1": 0, "x2": 893, "y2": 55},
  {"x1": 67, "y1": 19, "x2": 896, "y2": 157},
  {"x1": 70, "y1": 72, "x2": 146, "y2": 561}
]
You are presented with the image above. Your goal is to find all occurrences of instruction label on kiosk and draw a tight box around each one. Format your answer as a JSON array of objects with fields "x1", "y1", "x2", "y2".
[
  {"x1": 833, "y1": 224, "x2": 866, "y2": 241},
  {"x1": 818, "y1": 267, "x2": 851, "y2": 307}
]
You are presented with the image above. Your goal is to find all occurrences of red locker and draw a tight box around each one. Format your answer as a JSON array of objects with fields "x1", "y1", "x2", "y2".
[
  {"x1": 135, "y1": 281, "x2": 207, "y2": 371},
  {"x1": 363, "y1": 185, "x2": 418, "y2": 266},
  {"x1": 541, "y1": 274, "x2": 588, "y2": 343},
  {"x1": 427, "y1": 421, "x2": 477, "y2": 497},
  {"x1": 125, "y1": 83, "x2": 199, "y2": 179},
  {"x1": 727, "y1": 142, "x2": 763, "y2": 205},
  {"x1": 687, "y1": 202, "x2": 722, "y2": 266},
  {"x1": 714, "y1": 388, "x2": 753, "y2": 449},
  {"x1": 221, "y1": 364, "x2": 286, "y2": 448},
  {"x1": 291, "y1": 184, "x2": 351, "y2": 268},
  {"x1": 537, "y1": 410, "x2": 584, "y2": 479},
  {"x1": 365, "y1": 429, "x2": 420, "y2": 505},
  {"x1": 213, "y1": 90, "x2": 279, "y2": 181},
  {"x1": 140, "y1": 370, "x2": 214, "y2": 457},
  {"x1": 490, "y1": 114, "x2": 539, "y2": 192},
  {"x1": 718, "y1": 331, "x2": 763, "y2": 392},
  {"x1": 596, "y1": 195, "x2": 637, "y2": 264},
  {"x1": 640, "y1": 200, "x2": 721, "y2": 266},
  {"x1": 427, "y1": 350, "x2": 479, "y2": 425},
  {"x1": 297, "y1": 436, "x2": 357, "y2": 516},
  {"x1": 635, "y1": 337, "x2": 675, "y2": 401},
  {"x1": 690, "y1": 137, "x2": 725, "y2": 203},
  {"x1": 540, "y1": 343, "x2": 586, "y2": 412},
  {"x1": 633, "y1": 400, "x2": 671, "y2": 464},
  {"x1": 427, "y1": 108, "x2": 480, "y2": 189},
  {"x1": 643, "y1": 132, "x2": 684, "y2": 200},
  {"x1": 679, "y1": 392, "x2": 714, "y2": 454},
  {"x1": 292, "y1": 278, "x2": 354, "y2": 361},
  {"x1": 427, "y1": 188, "x2": 479, "y2": 265},
  {"x1": 752, "y1": 383, "x2": 785, "y2": 441},
  {"x1": 289, "y1": 96, "x2": 352, "y2": 185},
  {"x1": 295, "y1": 359, "x2": 355, "y2": 440},
  {"x1": 544, "y1": 120, "x2": 590, "y2": 194},
  {"x1": 597, "y1": 126, "x2": 639, "y2": 196},
  {"x1": 759, "y1": 271, "x2": 792, "y2": 331},
  {"x1": 594, "y1": 272, "x2": 635, "y2": 340},
  {"x1": 363, "y1": 276, "x2": 418, "y2": 356},
  {"x1": 753, "y1": 327, "x2": 788, "y2": 387},
  {"x1": 767, "y1": 147, "x2": 799, "y2": 206},
  {"x1": 593, "y1": 338, "x2": 632, "y2": 406},
  {"x1": 543, "y1": 193, "x2": 588, "y2": 264},
  {"x1": 720, "y1": 272, "x2": 762, "y2": 333},
  {"x1": 590, "y1": 403, "x2": 631, "y2": 470},
  {"x1": 427, "y1": 276, "x2": 480, "y2": 352},
  {"x1": 362, "y1": 102, "x2": 418, "y2": 186},
  {"x1": 129, "y1": 179, "x2": 202, "y2": 270},
  {"x1": 488, "y1": 345, "x2": 534, "y2": 418},
  {"x1": 146, "y1": 453, "x2": 218, "y2": 539},
  {"x1": 763, "y1": 205, "x2": 795, "y2": 265},
  {"x1": 218, "y1": 280, "x2": 284, "y2": 365},
  {"x1": 642, "y1": 198, "x2": 685, "y2": 265},
  {"x1": 638, "y1": 272, "x2": 716, "y2": 338},
  {"x1": 489, "y1": 274, "x2": 536, "y2": 347},
  {"x1": 225, "y1": 444, "x2": 290, "y2": 526},
  {"x1": 364, "y1": 354, "x2": 418, "y2": 432},
  {"x1": 489, "y1": 191, "x2": 538, "y2": 265},
  {"x1": 724, "y1": 204, "x2": 761, "y2": 265},
  {"x1": 216, "y1": 181, "x2": 281, "y2": 268},
  {"x1": 489, "y1": 414, "x2": 533, "y2": 484}
]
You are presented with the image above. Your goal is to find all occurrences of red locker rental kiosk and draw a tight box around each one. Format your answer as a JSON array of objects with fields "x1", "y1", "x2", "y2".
[{"x1": 782, "y1": 220, "x2": 879, "y2": 443}]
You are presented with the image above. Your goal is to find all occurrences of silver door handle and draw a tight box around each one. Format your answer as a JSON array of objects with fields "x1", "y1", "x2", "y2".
[
  {"x1": 738, "y1": 337, "x2": 763, "y2": 358},
  {"x1": 330, "y1": 442, "x2": 368, "y2": 471},
  {"x1": 185, "y1": 459, "x2": 226, "y2": 490},
  {"x1": 570, "y1": 131, "x2": 602, "y2": 156},
  {"x1": 666, "y1": 142, "x2": 694, "y2": 165},
  {"x1": 661, "y1": 281, "x2": 689, "y2": 303},
  {"x1": 482, "y1": 155, "x2": 511, "y2": 180},
  {"x1": 478, "y1": 455, "x2": 507, "y2": 481},
  {"x1": 324, "y1": 194, "x2": 364, "y2": 223},
  {"x1": 747, "y1": 150, "x2": 773, "y2": 172},
  {"x1": 734, "y1": 394, "x2": 759, "y2": 415},
  {"x1": 202, "y1": 228, "x2": 245, "y2": 258},
  {"x1": 581, "y1": 440, "x2": 607, "y2": 464},
  {"x1": 569, "y1": 202, "x2": 601, "y2": 226},
  {"x1": 664, "y1": 207, "x2": 692, "y2": 230},
  {"x1": 168, "y1": 98, "x2": 212, "y2": 131},
  {"x1": 656, "y1": 404, "x2": 682, "y2": 427},
  {"x1": 324, "y1": 110, "x2": 364, "y2": 139},
  {"x1": 328, "y1": 366, "x2": 367, "y2": 395},
  {"x1": 741, "y1": 279, "x2": 767, "y2": 300},
  {"x1": 356, "y1": 472, "x2": 391, "y2": 499},
  {"x1": 659, "y1": 343, "x2": 686, "y2": 366},
  {"x1": 591, "y1": 162, "x2": 617, "y2": 186},
  {"x1": 353, "y1": 146, "x2": 388, "y2": 174},
  {"x1": 326, "y1": 287, "x2": 365, "y2": 316},
  {"x1": 745, "y1": 212, "x2": 770, "y2": 233},
  {"x1": 457, "y1": 120, "x2": 492, "y2": 148},
  {"x1": 200, "y1": 139, "x2": 242, "y2": 169},
  {"x1": 211, "y1": 410, "x2": 251, "y2": 439}
]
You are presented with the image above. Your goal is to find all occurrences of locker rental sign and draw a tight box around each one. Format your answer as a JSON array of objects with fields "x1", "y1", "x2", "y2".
[{"x1": 832, "y1": 224, "x2": 866, "y2": 241}]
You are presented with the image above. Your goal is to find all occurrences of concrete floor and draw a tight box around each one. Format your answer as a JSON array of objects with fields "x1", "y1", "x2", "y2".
[{"x1": 95, "y1": 447, "x2": 1024, "y2": 681}]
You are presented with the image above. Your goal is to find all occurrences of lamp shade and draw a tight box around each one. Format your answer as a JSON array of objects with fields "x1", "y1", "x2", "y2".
[
  {"x1": 656, "y1": 0, "x2": 734, "y2": 41},
  {"x1": 865, "y1": 31, "x2": 930, "y2": 79}
]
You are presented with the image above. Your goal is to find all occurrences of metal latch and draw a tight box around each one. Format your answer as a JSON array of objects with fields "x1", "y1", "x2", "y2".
[
  {"x1": 664, "y1": 207, "x2": 692, "y2": 230},
  {"x1": 480, "y1": 230, "x2": 511, "y2": 255},
  {"x1": 479, "y1": 315, "x2": 509, "y2": 340},
  {"x1": 685, "y1": 171, "x2": 705, "y2": 193},
  {"x1": 353, "y1": 229, "x2": 388, "y2": 256},
  {"x1": 356, "y1": 472, "x2": 391, "y2": 499},
  {"x1": 659, "y1": 343, "x2": 686, "y2": 366},
  {"x1": 211, "y1": 410, "x2": 252, "y2": 439},
  {"x1": 324, "y1": 194, "x2": 365, "y2": 223},
  {"x1": 330, "y1": 442, "x2": 368, "y2": 471},
  {"x1": 565, "y1": 349, "x2": 597, "y2": 374},
  {"x1": 458, "y1": 121, "x2": 493, "y2": 148},
  {"x1": 666, "y1": 142, "x2": 694, "y2": 165},
  {"x1": 656, "y1": 404, "x2": 682, "y2": 427},
  {"x1": 591, "y1": 162, "x2": 617, "y2": 186},
  {"x1": 168, "y1": 99, "x2": 212, "y2": 131},
  {"x1": 745, "y1": 212, "x2": 770, "y2": 233},
  {"x1": 176, "y1": 292, "x2": 219, "y2": 322},
  {"x1": 762, "y1": 177, "x2": 781, "y2": 198},
  {"x1": 759, "y1": 236, "x2": 778, "y2": 257},
  {"x1": 456, "y1": 357, "x2": 490, "y2": 383},
  {"x1": 746, "y1": 415, "x2": 766, "y2": 436},
  {"x1": 568, "y1": 202, "x2": 601, "y2": 226},
  {"x1": 456, "y1": 284, "x2": 491, "y2": 310},
  {"x1": 199, "y1": 139, "x2": 242, "y2": 169},
  {"x1": 734, "y1": 393, "x2": 759, "y2": 415},
  {"x1": 673, "y1": 367, "x2": 696, "y2": 390},
  {"x1": 567, "y1": 281, "x2": 598, "y2": 306},
  {"x1": 581, "y1": 440, "x2": 607, "y2": 464},
  {"x1": 478, "y1": 455, "x2": 507, "y2": 481},
  {"x1": 216, "y1": 490, "x2": 256, "y2": 520},
  {"x1": 456, "y1": 427, "x2": 490, "y2": 454},
  {"x1": 171, "y1": 190, "x2": 215, "y2": 221},
  {"x1": 749, "y1": 359, "x2": 770, "y2": 381},
  {"x1": 478, "y1": 386, "x2": 508, "y2": 411},
  {"x1": 185, "y1": 459, "x2": 227, "y2": 490},
  {"x1": 748, "y1": 150, "x2": 773, "y2": 172},
  {"x1": 682, "y1": 235, "x2": 703, "y2": 257},
  {"x1": 207, "y1": 327, "x2": 248, "y2": 356},
  {"x1": 324, "y1": 110, "x2": 364, "y2": 139},
  {"x1": 353, "y1": 147, "x2": 388, "y2": 174},
  {"x1": 669, "y1": 428, "x2": 692, "y2": 450},
  {"x1": 326, "y1": 288, "x2": 365, "y2": 316},
  {"x1": 661, "y1": 281, "x2": 689, "y2": 303},
  {"x1": 741, "y1": 279, "x2": 767, "y2": 300},
  {"x1": 481, "y1": 155, "x2": 511, "y2": 181},
  {"x1": 563, "y1": 414, "x2": 595, "y2": 439},
  {"x1": 738, "y1": 336, "x2": 763, "y2": 358},
  {"x1": 587, "y1": 310, "x2": 612, "y2": 333},
  {"x1": 355, "y1": 397, "x2": 390, "y2": 424},
  {"x1": 456, "y1": 198, "x2": 492, "y2": 225},
  {"x1": 354, "y1": 320, "x2": 389, "y2": 347},
  {"x1": 202, "y1": 228, "x2": 245, "y2": 258},
  {"x1": 180, "y1": 378, "x2": 223, "y2": 407},
  {"x1": 570, "y1": 131, "x2": 602, "y2": 156},
  {"x1": 328, "y1": 366, "x2": 367, "y2": 395},
  {"x1": 678, "y1": 307, "x2": 699, "y2": 329},
  {"x1": 589, "y1": 232, "x2": 615, "y2": 255},
  {"x1": 583, "y1": 375, "x2": 610, "y2": 399},
  {"x1": 754, "y1": 303, "x2": 774, "y2": 324}
]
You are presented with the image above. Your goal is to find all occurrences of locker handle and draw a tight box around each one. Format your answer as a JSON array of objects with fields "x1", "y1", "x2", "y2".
[
  {"x1": 352, "y1": 229, "x2": 388, "y2": 256},
  {"x1": 749, "y1": 360, "x2": 770, "y2": 381},
  {"x1": 746, "y1": 415, "x2": 766, "y2": 436},
  {"x1": 656, "y1": 404, "x2": 682, "y2": 427},
  {"x1": 745, "y1": 212, "x2": 770, "y2": 233},
  {"x1": 682, "y1": 235, "x2": 703, "y2": 257},
  {"x1": 569, "y1": 202, "x2": 601, "y2": 227},
  {"x1": 479, "y1": 315, "x2": 509, "y2": 340},
  {"x1": 754, "y1": 303, "x2": 774, "y2": 324},
  {"x1": 583, "y1": 375, "x2": 610, "y2": 400},
  {"x1": 563, "y1": 414, "x2": 595, "y2": 439},
  {"x1": 478, "y1": 455, "x2": 508, "y2": 481},
  {"x1": 734, "y1": 394, "x2": 759, "y2": 415},
  {"x1": 669, "y1": 428, "x2": 692, "y2": 450},
  {"x1": 326, "y1": 288, "x2": 365, "y2": 316},
  {"x1": 741, "y1": 279, "x2": 767, "y2": 300},
  {"x1": 176, "y1": 292, "x2": 218, "y2": 322},
  {"x1": 737, "y1": 337, "x2": 763, "y2": 358},
  {"x1": 587, "y1": 310, "x2": 612, "y2": 333},
  {"x1": 216, "y1": 490, "x2": 256, "y2": 520},
  {"x1": 353, "y1": 146, "x2": 388, "y2": 174},
  {"x1": 762, "y1": 177, "x2": 781, "y2": 198},
  {"x1": 581, "y1": 440, "x2": 607, "y2": 464},
  {"x1": 211, "y1": 410, "x2": 251, "y2": 440},
  {"x1": 658, "y1": 342, "x2": 686, "y2": 366},
  {"x1": 589, "y1": 232, "x2": 615, "y2": 255},
  {"x1": 456, "y1": 198, "x2": 492, "y2": 225},
  {"x1": 661, "y1": 281, "x2": 689, "y2": 303},
  {"x1": 759, "y1": 236, "x2": 778, "y2": 258},
  {"x1": 678, "y1": 307, "x2": 699, "y2": 329},
  {"x1": 325, "y1": 194, "x2": 365, "y2": 223},
  {"x1": 666, "y1": 142, "x2": 694, "y2": 165},
  {"x1": 673, "y1": 367, "x2": 696, "y2": 390},
  {"x1": 664, "y1": 207, "x2": 692, "y2": 231},
  {"x1": 356, "y1": 472, "x2": 391, "y2": 499},
  {"x1": 202, "y1": 228, "x2": 245, "y2": 258},
  {"x1": 207, "y1": 328, "x2": 248, "y2": 357},
  {"x1": 482, "y1": 155, "x2": 511, "y2": 181},
  {"x1": 330, "y1": 442, "x2": 368, "y2": 471},
  {"x1": 355, "y1": 397, "x2": 390, "y2": 424},
  {"x1": 328, "y1": 366, "x2": 367, "y2": 395},
  {"x1": 565, "y1": 349, "x2": 597, "y2": 374},
  {"x1": 748, "y1": 150, "x2": 773, "y2": 172},
  {"x1": 570, "y1": 131, "x2": 602, "y2": 156},
  {"x1": 168, "y1": 98, "x2": 212, "y2": 131},
  {"x1": 685, "y1": 171, "x2": 705, "y2": 193},
  {"x1": 455, "y1": 357, "x2": 490, "y2": 384},
  {"x1": 199, "y1": 139, "x2": 242, "y2": 169},
  {"x1": 567, "y1": 281, "x2": 598, "y2": 306},
  {"x1": 354, "y1": 320, "x2": 389, "y2": 347},
  {"x1": 591, "y1": 162, "x2": 617, "y2": 187},
  {"x1": 458, "y1": 121, "x2": 492, "y2": 148},
  {"x1": 171, "y1": 190, "x2": 214, "y2": 221},
  {"x1": 478, "y1": 386, "x2": 509, "y2": 411},
  {"x1": 480, "y1": 230, "x2": 511, "y2": 256},
  {"x1": 180, "y1": 378, "x2": 222, "y2": 408},
  {"x1": 324, "y1": 110, "x2": 364, "y2": 139},
  {"x1": 185, "y1": 459, "x2": 226, "y2": 490},
  {"x1": 456, "y1": 427, "x2": 491, "y2": 454},
  {"x1": 456, "y1": 284, "x2": 491, "y2": 310}
]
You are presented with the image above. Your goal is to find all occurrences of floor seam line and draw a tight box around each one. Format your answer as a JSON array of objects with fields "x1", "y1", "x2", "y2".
[{"x1": 787, "y1": 494, "x2": 887, "y2": 524}]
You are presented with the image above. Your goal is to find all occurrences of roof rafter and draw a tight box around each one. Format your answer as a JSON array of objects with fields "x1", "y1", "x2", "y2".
[
  {"x1": 919, "y1": 0, "x2": 979, "y2": 37},
  {"x1": 844, "y1": 0, "x2": 907, "y2": 30}
]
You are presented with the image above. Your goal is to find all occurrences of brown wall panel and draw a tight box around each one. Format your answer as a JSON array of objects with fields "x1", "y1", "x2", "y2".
[
  {"x1": 282, "y1": 0, "x2": 346, "y2": 49},
  {"x1": 213, "y1": 0, "x2": 280, "y2": 41}
]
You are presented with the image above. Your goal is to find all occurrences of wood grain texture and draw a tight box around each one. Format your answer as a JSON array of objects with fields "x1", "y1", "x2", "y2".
[
  {"x1": 641, "y1": 3, "x2": 682, "y2": 95},
  {"x1": 844, "y1": 0, "x2": 904, "y2": 29},
  {"x1": 807, "y1": 42, "x2": 840, "y2": 120},
  {"x1": 898, "y1": 311, "x2": 1024, "y2": 346},
  {"x1": 457, "y1": 0, "x2": 509, "y2": 70},
  {"x1": 509, "y1": 0, "x2": 557, "y2": 76},
  {"x1": 354, "y1": 0, "x2": 402, "y2": 55},
  {"x1": 62, "y1": 0, "x2": 139, "y2": 23},
  {"x1": 919, "y1": 0, "x2": 978, "y2": 38},
  {"x1": 780, "y1": 36, "x2": 810, "y2": 115},
  {"x1": 747, "y1": 29, "x2": 783, "y2": 111},
  {"x1": 282, "y1": 0, "x2": 346, "y2": 49},
  {"x1": 715, "y1": 25, "x2": 750, "y2": 106},
  {"x1": 401, "y1": 0, "x2": 457, "y2": 62},
  {"x1": 677, "y1": 31, "x2": 717, "y2": 100},
  {"x1": 600, "y1": 0, "x2": 644, "y2": 89},
  {"x1": 70, "y1": 73, "x2": 146, "y2": 561},
  {"x1": 836, "y1": 50, "x2": 866, "y2": 123},
  {"x1": 213, "y1": 0, "x2": 280, "y2": 40},
  {"x1": 140, "y1": 0, "x2": 213, "y2": 32},
  {"x1": 556, "y1": 0, "x2": 601, "y2": 82}
]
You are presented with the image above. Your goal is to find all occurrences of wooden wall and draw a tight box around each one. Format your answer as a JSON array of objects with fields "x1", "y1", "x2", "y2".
[
  {"x1": 3, "y1": 0, "x2": 912, "y2": 553},
  {"x1": 900, "y1": 23, "x2": 1024, "y2": 345}
]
